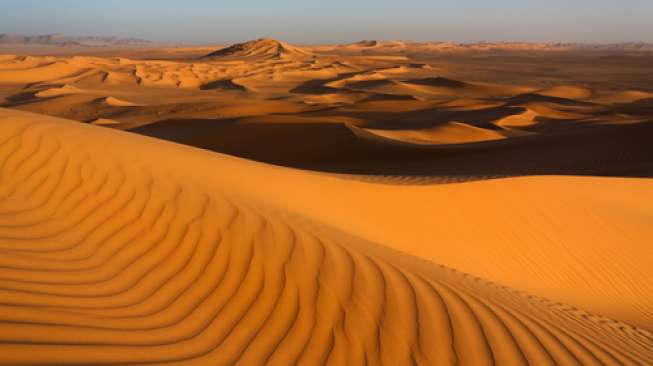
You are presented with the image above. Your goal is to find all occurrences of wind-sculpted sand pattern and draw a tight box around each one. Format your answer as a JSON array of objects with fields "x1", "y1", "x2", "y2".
[{"x1": 0, "y1": 109, "x2": 652, "y2": 365}]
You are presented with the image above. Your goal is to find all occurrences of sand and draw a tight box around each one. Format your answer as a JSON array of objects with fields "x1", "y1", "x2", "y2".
[
  {"x1": 349, "y1": 121, "x2": 508, "y2": 145},
  {"x1": 0, "y1": 40, "x2": 652, "y2": 365},
  {"x1": 1, "y1": 44, "x2": 652, "y2": 133},
  {"x1": 0, "y1": 108, "x2": 651, "y2": 365}
]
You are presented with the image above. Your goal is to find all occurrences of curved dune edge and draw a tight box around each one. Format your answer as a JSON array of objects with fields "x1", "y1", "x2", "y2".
[
  {"x1": 103, "y1": 96, "x2": 143, "y2": 107},
  {"x1": 538, "y1": 85, "x2": 593, "y2": 99},
  {"x1": 349, "y1": 122, "x2": 507, "y2": 146},
  {"x1": 0, "y1": 108, "x2": 652, "y2": 365},
  {"x1": 90, "y1": 118, "x2": 121, "y2": 126},
  {"x1": 34, "y1": 84, "x2": 86, "y2": 98}
]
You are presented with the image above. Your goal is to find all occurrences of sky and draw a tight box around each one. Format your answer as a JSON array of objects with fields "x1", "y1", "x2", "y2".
[{"x1": 1, "y1": 0, "x2": 652, "y2": 44}]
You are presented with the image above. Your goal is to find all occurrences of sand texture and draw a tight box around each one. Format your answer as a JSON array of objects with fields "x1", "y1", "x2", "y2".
[{"x1": 0, "y1": 108, "x2": 651, "y2": 365}]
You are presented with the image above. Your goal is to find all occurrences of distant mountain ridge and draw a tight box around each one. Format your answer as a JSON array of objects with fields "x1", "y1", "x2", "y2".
[
  {"x1": 0, "y1": 33, "x2": 151, "y2": 46},
  {"x1": 2, "y1": 33, "x2": 651, "y2": 53},
  {"x1": 340, "y1": 40, "x2": 653, "y2": 53}
]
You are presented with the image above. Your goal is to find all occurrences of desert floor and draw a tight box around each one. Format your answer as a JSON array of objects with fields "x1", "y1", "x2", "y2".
[{"x1": 0, "y1": 40, "x2": 652, "y2": 365}]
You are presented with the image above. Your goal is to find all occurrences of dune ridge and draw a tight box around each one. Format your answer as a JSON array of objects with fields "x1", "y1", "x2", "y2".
[
  {"x1": 0, "y1": 108, "x2": 652, "y2": 365},
  {"x1": 349, "y1": 122, "x2": 507, "y2": 145}
]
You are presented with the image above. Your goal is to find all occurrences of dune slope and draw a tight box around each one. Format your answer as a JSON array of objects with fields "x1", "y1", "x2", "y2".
[{"x1": 0, "y1": 109, "x2": 652, "y2": 365}]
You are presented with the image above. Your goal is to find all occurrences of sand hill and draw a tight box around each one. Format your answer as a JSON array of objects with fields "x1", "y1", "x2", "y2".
[
  {"x1": 203, "y1": 38, "x2": 312, "y2": 59},
  {"x1": 0, "y1": 108, "x2": 652, "y2": 365}
]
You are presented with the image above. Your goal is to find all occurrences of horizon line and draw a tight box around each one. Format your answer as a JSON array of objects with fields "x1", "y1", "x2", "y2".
[{"x1": 2, "y1": 32, "x2": 653, "y2": 47}]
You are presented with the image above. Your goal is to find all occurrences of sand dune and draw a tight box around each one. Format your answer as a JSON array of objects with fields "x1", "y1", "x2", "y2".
[
  {"x1": 90, "y1": 117, "x2": 120, "y2": 125},
  {"x1": 350, "y1": 122, "x2": 507, "y2": 145},
  {"x1": 102, "y1": 96, "x2": 143, "y2": 107},
  {"x1": 494, "y1": 108, "x2": 542, "y2": 128},
  {"x1": 200, "y1": 79, "x2": 248, "y2": 92},
  {"x1": 0, "y1": 108, "x2": 651, "y2": 365},
  {"x1": 203, "y1": 38, "x2": 313, "y2": 60},
  {"x1": 538, "y1": 85, "x2": 593, "y2": 99},
  {"x1": 34, "y1": 84, "x2": 86, "y2": 97}
]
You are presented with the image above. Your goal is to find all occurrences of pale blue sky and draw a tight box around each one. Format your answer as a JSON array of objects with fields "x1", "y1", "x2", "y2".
[{"x1": 1, "y1": 0, "x2": 651, "y2": 44}]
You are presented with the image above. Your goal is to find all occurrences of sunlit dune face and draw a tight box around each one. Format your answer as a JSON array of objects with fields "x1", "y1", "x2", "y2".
[{"x1": 0, "y1": 108, "x2": 652, "y2": 365}]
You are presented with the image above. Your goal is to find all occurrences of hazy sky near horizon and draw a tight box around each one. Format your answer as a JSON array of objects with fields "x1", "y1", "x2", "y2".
[{"x1": 1, "y1": 0, "x2": 651, "y2": 44}]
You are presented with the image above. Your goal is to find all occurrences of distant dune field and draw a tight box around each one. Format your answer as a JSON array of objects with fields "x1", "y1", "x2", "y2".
[{"x1": 0, "y1": 39, "x2": 652, "y2": 365}]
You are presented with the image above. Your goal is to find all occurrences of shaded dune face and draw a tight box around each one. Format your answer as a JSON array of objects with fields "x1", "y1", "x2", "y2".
[
  {"x1": 0, "y1": 109, "x2": 652, "y2": 365},
  {"x1": 134, "y1": 118, "x2": 653, "y2": 180}
]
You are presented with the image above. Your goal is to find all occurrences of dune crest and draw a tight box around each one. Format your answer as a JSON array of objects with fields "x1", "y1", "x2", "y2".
[
  {"x1": 350, "y1": 122, "x2": 507, "y2": 145},
  {"x1": 0, "y1": 108, "x2": 652, "y2": 365},
  {"x1": 90, "y1": 118, "x2": 121, "y2": 125},
  {"x1": 102, "y1": 96, "x2": 143, "y2": 107}
]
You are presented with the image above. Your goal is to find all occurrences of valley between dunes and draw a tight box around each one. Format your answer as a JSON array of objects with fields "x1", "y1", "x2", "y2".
[{"x1": 0, "y1": 40, "x2": 652, "y2": 365}]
